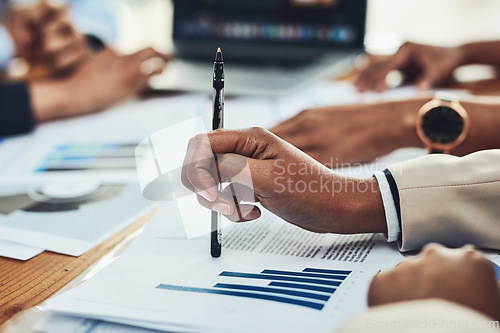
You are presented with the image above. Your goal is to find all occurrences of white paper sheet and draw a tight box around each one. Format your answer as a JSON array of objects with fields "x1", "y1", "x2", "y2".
[
  {"x1": 0, "y1": 184, "x2": 155, "y2": 256},
  {"x1": 0, "y1": 239, "x2": 43, "y2": 260},
  {"x1": 33, "y1": 314, "x2": 169, "y2": 333},
  {"x1": 0, "y1": 94, "x2": 209, "y2": 257}
]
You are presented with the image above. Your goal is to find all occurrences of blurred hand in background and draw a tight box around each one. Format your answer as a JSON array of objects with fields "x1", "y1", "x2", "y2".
[
  {"x1": 355, "y1": 40, "x2": 500, "y2": 92},
  {"x1": 355, "y1": 42, "x2": 463, "y2": 92},
  {"x1": 30, "y1": 48, "x2": 169, "y2": 121},
  {"x1": 6, "y1": 0, "x2": 89, "y2": 76},
  {"x1": 1, "y1": 0, "x2": 170, "y2": 126}
]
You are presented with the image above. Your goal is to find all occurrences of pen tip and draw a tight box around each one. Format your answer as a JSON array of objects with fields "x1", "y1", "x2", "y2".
[{"x1": 215, "y1": 47, "x2": 223, "y2": 61}]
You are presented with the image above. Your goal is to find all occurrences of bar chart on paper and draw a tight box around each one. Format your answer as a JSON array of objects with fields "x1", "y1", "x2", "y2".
[
  {"x1": 36, "y1": 143, "x2": 138, "y2": 173},
  {"x1": 157, "y1": 268, "x2": 351, "y2": 310}
]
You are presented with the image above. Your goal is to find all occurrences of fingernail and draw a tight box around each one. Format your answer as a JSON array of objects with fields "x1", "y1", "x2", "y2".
[
  {"x1": 198, "y1": 189, "x2": 215, "y2": 202},
  {"x1": 213, "y1": 202, "x2": 231, "y2": 215},
  {"x1": 244, "y1": 209, "x2": 261, "y2": 221}
]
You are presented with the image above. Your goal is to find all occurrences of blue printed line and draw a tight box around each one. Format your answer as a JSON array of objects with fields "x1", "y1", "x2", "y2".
[
  {"x1": 303, "y1": 268, "x2": 351, "y2": 276},
  {"x1": 83, "y1": 320, "x2": 102, "y2": 333},
  {"x1": 219, "y1": 271, "x2": 341, "y2": 287},
  {"x1": 156, "y1": 284, "x2": 324, "y2": 310},
  {"x1": 47, "y1": 156, "x2": 98, "y2": 160},
  {"x1": 268, "y1": 281, "x2": 337, "y2": 294},
  {"x1": 55, "y1": 144, "x2": 117, "y2": 151},
  {"x1": 262, "y1": 269, "x2": 348, "y2": 281},
  {"x1": 214, "y1": 283, "x2": 330, "y2": 301},
  {"x1": 55, "y1": 143, "x2": 137, "y2": 151},
  {"x1": 491, "y1": 261, "x2": 500, "y2": 280}
]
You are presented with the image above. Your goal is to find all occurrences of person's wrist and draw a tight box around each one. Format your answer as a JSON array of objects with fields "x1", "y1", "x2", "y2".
[
  {"x1": 450, "y1": 100, "x2": 497, "y2": 156},
  {"x1": 329, "y1": 174, "x2": 386, "y2": 234},
  {"x1": 387, "y1": 98, "x2": 429, "y2": 149},
  {"x1": 29, "y1": 79, "x2": 73, "y2": 121}
]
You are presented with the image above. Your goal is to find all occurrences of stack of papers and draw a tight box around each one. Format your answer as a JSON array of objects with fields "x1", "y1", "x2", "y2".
[
  {"x1": 0, "y1": 94, "x2": 209, "y2": 260},
  {"x1": 0, "y1": 183, "x2": 155, "y2": 258}
]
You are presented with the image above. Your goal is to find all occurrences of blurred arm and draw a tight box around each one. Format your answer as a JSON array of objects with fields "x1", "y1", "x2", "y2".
[{"x1": 458, "y1": 40, "x2": 500, "y2": 67}]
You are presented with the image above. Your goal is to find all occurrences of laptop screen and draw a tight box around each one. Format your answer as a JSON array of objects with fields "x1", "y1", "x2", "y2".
[{"x1": 172, "y1": 0, "x2": 367, "y2": 63}]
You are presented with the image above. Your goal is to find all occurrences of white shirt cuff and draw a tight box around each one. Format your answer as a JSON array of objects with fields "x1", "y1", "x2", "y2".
[
  {"x1": 68, "y1": 0, "x2": 117, "y2": 45},
  {"x1": 373, "y1": 171, "x2": 401, "y2": 242},
  {"x1": 0, "y1": 25, "x2": 15, "y2": 69}
]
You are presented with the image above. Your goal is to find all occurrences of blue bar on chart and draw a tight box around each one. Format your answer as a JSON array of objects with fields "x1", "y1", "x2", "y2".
[
  {"x1": 156, "y1": 267, "x2": 351, "y2": 311},
  {"x1": 36, "y1": 143, "x2": 138, "y2": 172}
]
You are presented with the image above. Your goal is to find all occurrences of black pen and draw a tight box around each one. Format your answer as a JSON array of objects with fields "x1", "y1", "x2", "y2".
[{"x1": 211, "y1": 47, "x2": 224, "y2": 258}]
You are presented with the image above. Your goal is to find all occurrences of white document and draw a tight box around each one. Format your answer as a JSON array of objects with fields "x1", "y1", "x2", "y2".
[
  {"x1": 0, "y1": 239, "x2": 43, "y2": 261},
  {"x1": 224, "y1": 96, "x2": 280, "y2": 129},
  {"x1": 0, "y1": 183, "x2": 155, "y2": 256},
  {"x1": 42, "y1": 202, "x2": 403, "y2": 333},
  {"x1": 33, "y1": 315, "x2": 166, "y2": 333}
]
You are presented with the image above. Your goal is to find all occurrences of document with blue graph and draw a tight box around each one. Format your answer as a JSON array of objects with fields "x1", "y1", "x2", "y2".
[{"x1": 41, "y1": 203, "x2": 404, "y2": 333}]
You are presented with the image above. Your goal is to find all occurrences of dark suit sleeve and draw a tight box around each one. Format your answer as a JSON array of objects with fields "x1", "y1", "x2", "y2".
[{"x1": 0, "y1": 82, "x2": 35, "y2": 137}]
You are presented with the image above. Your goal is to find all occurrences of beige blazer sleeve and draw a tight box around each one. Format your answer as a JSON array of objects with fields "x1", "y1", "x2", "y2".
[
  {"x1": 336, "y1": 299, "x2": 499, "y2": 333},
  {"x1": 386, "y1": 149, "x2": 500, "y2": 252}
]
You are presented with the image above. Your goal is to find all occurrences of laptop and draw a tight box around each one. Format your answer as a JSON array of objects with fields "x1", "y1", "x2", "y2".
[{"x1": 150, "y1": 0, "x2": 367, "y2": 96}]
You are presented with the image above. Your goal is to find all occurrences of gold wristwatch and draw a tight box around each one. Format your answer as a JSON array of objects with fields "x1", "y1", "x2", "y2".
[{"x1": 416, "y1": 92, "x2": 470, "y2": 154}]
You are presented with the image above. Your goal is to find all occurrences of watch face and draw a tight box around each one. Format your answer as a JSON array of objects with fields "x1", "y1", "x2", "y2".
[{"x1": 422, "y1": 106, "x2": 464, "y2": 144}]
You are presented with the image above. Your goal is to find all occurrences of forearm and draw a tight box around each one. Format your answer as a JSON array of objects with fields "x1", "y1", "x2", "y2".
[
  {"x1": 332, "y1": 175, "x2": 387, "y2": 234},
  {"x1": 28, "y1": 79, "x2": 73, "y2": 121},
  {"x1": 454, "y1": 99, "x2": 500, "y2": 155},
  {"x1": 457, "y1": 40, "x2": 500, "y2": 67}
]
